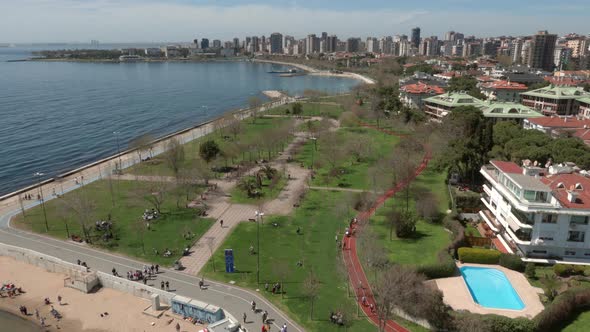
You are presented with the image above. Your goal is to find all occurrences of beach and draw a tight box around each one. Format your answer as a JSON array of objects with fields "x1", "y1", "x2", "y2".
[{"x1": 0, "y1": 256, "x2": 204, "y2": 332}]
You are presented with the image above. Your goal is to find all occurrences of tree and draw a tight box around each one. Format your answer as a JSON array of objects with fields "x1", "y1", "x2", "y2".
[
  {"x1": 272, "y1": 261, "x2": 291, "y2": 299},
  {"x1": 129, "y1": 133, "x2": 155, "y2": 162},
  {"x1": 541, "y1": 275, "x2": 561, "y2": 301},
  {"x1": 61, "y1": 189, "x2": 96, "y2": 243},
  {"x1": 133, "y1": 219, "x2": 147, "y2": 255},
  {"x1": 388, "y1": 208, "x2": 418, "y2": 238},
  {"x1": 135, "y1": 179, "x2": 171, "y2": 214},
  {"x1": 525, "y1": 263, "x2": 536, "y2": 279},
  {"x1": 302, "y1": 270, "x2": 321, "y2": 320},
  {"x1": 248, "y1": 96, "x2": 262, "y2": 123},
  {"x1": 447, "y1": 76, "x2": 486, "y2": 100},
  {"x1": 291, "y1": 102, "x2": 303, "y2": 116},
  {"x1": 415, "y1": 189, "x2": 440, "y2": 223},
  {"x1": 164, "y1": 138, "x2": 185, "y2": 178},
  {"x1": 227, "y1": 115, "x2": 243, "y2": 140},
  {"x1": 320, "y1": 132, "x2": 346, "y2": 175},
  {"x1": 358, "y1": 230, "x2": 389, "y2": 280},
  {"x1": 199, "y1": 140, "x2": 221, "y2": 163}
]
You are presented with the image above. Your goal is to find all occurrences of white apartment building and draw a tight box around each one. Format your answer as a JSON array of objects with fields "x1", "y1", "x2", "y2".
[{"x1": 480, "y1": 160, "x2": 590, "y2": 263}]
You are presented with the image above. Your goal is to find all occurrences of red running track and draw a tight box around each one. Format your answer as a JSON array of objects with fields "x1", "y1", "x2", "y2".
[{"x1": 341, "y1": 122, "x2": 432, "y2": 332}]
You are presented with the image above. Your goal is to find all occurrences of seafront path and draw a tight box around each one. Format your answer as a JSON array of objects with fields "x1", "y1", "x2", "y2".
[{"x1": 0, "y1": 98, "x2": 305, "y2": 332}]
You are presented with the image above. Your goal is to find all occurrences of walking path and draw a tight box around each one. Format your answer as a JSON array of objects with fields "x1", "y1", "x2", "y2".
[{"x1": 340, "y1": 122, "x2": 432, "y2": 332}]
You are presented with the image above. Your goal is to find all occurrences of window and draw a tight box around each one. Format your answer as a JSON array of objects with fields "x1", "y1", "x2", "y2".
[
  {"x1": 565, "y1": 251, "x2": 576, "y2": 256},
  {"x1": 539, "y1": 236, "x2": 554, "y2": 241},
  {"x1": 524, "y1": 190, "x2": 536, "y2": 201},
  {"x1": 532, "y1": 250, "x2": 547, "y2": 254},
  {"x1": 542, "y1": 214, "x2": 557, "y2": 224},
  {"x1": 571, "y1": 216, "x2": 589, "y2": 225},
  {"x1": 568, "y1": 231, "x2": 585, "y2": 242}
]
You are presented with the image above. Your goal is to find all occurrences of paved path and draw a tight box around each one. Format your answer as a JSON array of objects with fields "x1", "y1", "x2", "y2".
[
  {"x1": 340, "y1": 122, "x2": 432, "y2": 332},
  {"x1": 308, "y1": 186, "x2": 369, "y2": 193}
]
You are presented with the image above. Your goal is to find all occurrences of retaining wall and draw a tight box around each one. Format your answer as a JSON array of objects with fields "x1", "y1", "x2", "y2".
[{"x1": 97, "y1": 272, "x2": 175, "y2": 305}]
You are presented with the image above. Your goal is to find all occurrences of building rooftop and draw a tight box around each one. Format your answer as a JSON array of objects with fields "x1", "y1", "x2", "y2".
[
  {"x1": 491, "y1": 160, "x2": 524, "y2": 174},
  {"x1": 478, "y1": 102, "x2": 544, "y2": 119},
  {"x1": 400, "y1": 81, "x2": 445, "y2": 95},
  {"x1": 525, "y1": 117, "x2": 590, "y2": 129},
  {"x1": 481, "y1": 80, "x2": 528, "y2": 91},
  {"x1": 573, "y1": 128, "x2": 590, "y2": 143},
  {"x1": 423, "y1": 92, "x2": 483, "y2": 108},
  {"x1": 541, "y1": 173, "x2": 590, "y2": 209},
  {"x1": 507, "y1": 173, "x2": 552, "y2": 192},
  {"x1": 521, "y1": 85, "x2": 590, "y2": 100},
  {"x1": 578, "y1": 97, "x2": 590, "y2": 105}
]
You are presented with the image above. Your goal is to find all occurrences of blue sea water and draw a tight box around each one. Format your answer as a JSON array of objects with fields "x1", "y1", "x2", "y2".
[
  {"x1": 0, "y1": 46, "x2": 359, "y2": 195},
  {"x1": 460, "y1": 266, "x2": 525, "y2": 310}
]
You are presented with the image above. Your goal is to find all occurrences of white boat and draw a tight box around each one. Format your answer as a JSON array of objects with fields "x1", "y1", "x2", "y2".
[{"x1": 118, "y1": 55, "x2": 143, "y2": 62}]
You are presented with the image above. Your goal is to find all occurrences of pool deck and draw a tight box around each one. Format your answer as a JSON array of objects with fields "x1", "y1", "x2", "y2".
[{"x1": 434, "y1": 263, "x2": 545, "y2": 318}]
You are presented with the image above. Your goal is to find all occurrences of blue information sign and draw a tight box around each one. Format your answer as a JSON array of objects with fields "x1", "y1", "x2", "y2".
[{"x1": 224, "y1": 249, "x2": 234, "y2": 273}]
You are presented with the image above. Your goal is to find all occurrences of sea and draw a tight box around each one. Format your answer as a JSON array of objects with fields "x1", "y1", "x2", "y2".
[
  {"x1": 0, "y1": 310, "x2": 39, "y2": 331},
  {"x1": 0, "y1": 44, "x2": 359, "y2": 195}
]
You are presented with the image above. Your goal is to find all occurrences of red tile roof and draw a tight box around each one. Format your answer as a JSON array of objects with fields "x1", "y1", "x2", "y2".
[
  {"x1": 526, "y1": 117, "x2": 590, "y2": 129},
  {"x1": 540, "y1": 173, "x2": 590, "y2": 209},
  {"x1": 400, "y1": 81, "x2": 445, "y2": 95},
  {"x1": 476, "y1": 75, "x2": 496, "y2": 83},
  {"x1": 481, "y1": 80, "x2": 528, "y2": 91},
  {"x1": 573, "y1": 129, "x2": 590, "y2": 145},
  {"x1": 544, "y1": 76, "x2": 589, "y2": 86},
  {"x1": 491, "y1": 160, "x2": 522, "y2": 174}
]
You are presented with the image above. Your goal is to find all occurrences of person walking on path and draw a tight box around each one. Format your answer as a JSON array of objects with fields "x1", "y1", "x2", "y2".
[
  {"x1": 262, "y1": 310, "x2": 268, "y2": 324},
  {"x1": 57, "y1": 295, "x2": 62, "y2": 305},
  {"x1": 161, "y1": 281, "x2": 165, "y2": 290},
  {"x1": 243, "y1": 312, "x2": 247, "y2": 323},
  {"x1": 175, "y1": 322, "x2": 180, "y2": 332},
  {"x1": 155, "y1": 264, "x2": 159, "y2": 274},
  {"x1": 220, "y1": 219, "x2": 224, "y2": 228},
  {"x1": 165, "y1": 281, "x2": 170, "y2": 291},
  {"x1": 251, "y1": 300, "x2": 256, "y2": 312},
  {"x1": 199, "y1": 278, "x2": 204, "y2": 290}
]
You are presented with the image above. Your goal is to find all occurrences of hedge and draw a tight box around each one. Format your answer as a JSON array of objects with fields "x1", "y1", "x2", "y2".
[
  {"x1": 453, "y1": 312, "x2": 536, "y2": 332},
  {"x1": 418, "y1": 250, "x2": 457, "y2": 279},
  {"x1": 499, "y1": 254, "x2": 525, "y2": 272},
  {"x1": 443, "y1": 212, "x2": 466, "y2": 257},
  {"x1": 535, "y1": 287, "x2": 590, "y2": 331},
  {"x1": 458, "y1": 247, "x2": 501, "y2": 264},
  {"x1": 553, "y1": 264, "x2": 587, "y2": 277}
]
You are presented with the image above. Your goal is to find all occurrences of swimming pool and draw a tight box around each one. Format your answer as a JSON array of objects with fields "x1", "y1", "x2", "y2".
[{"x1": 460, "y1": 266, "x2": 525, "y2": 310}]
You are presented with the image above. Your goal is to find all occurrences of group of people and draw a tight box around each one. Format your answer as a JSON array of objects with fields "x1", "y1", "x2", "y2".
[
  {"x1": 244, "y1": 301, "x2": 289, "y2": 332},
  {"x1": 76, "y1": 259, "x2": 89, "y2": 268},
  {"x1": 21, "y1": 193, "x2": 40, "y2": 201},
  {"x1": 142, "y1": 208, "x2": 159, "y2": 221},
  {"x1": 264, "y1": 282, "x2": 282, "y2": 294},
  {"x1": 0, "y1": 283, "x2": 23, "y2": 298},
  {"x1": 329, "y1": 311, "x2": 345, "y2": 326}
]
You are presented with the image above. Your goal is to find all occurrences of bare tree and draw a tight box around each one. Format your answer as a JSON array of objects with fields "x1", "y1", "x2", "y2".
[
  {"x1": 373, "y1": 266, "x2": 410, "y2": 332},
  {"x1": 133, "y1": 219, "x2": 147, "y2": 255},
  {"x1": 357, "y1": 229, "x2": 389, "y2": 281},
  {"x1": 302, "y1": 269, "x2": 321, "y2": 320},
  {"x1": 165, "y1": 138, "x2": 185, "y2": 179},
  {"x1": 129, "y1": 133, "x2": 155, "y2": 162},
  {"x1": 272, "y1": 260, "x2": 291, "y2": 299},
  {"x1": 415, "y1": 189, "x2": 439, "y2": 223},
  {"x1": 227, "y1": 115, "x2": 243, "y2": 140},
  {"x1": 61, "y1": 189, "x2": 96, "y2": 243},
  {"x1": 248, "y1": 96, "x2": 262, "y2": 123},
  {"x1": 320, "y1": 132, "x2": 346, "y2": 176},
  {"x1": 134, "y1": 179, "x2": 171, "y2": 214}
]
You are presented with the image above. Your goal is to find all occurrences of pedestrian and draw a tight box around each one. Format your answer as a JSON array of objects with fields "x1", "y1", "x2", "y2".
[
  {"x1": 161, "y1": 281, "x2": 165, "y2": 290},
  {"x1": 220, "y1": 219, "x2": 224, "y2": 228},
  {"x1": 361, "y1": 296, "x2": 367, "y2": 306},
  {"x1": 165, "y1": 281, "x2": 170, "y2": 291},
  {"x1": 22, "y1": 306, "x2": 27, "y2": 315},
  {"x1": 143, "y1": 276, "x2": 147, "y2": 285},
  {"x1": 262, "y1": 310, "x2": 268, "y2": 323},
  {"x1": 369, "y1": 303, "x2": 375, "y2": 313},
  {"x1": 112, "y1": 267, "x2": 117, "y2": 276},
  {"x1": 335, "y1": 234, "x2": 338, "y2": 243},
  {"x1": 264, "y1": 282, "x2": 269, "y2": 292},
  {"x1": 58, "y1": 295, "x2": 62, "y2": 305},
  {"x1": 150, "y1": 265, "x2": 155, "y2": 274},
  {"x1": 40, "y1": 317, "x2": 46, "y2": 327},
  {"x1": 283, "y1": 323, "x2": 288, "y2": 332},
  {"x1": 175, "y1": 322, "x2": 180, "y2": 332},
  {"x1": 34, "y1": 309, "x2": 39, "y2": 320},
  {"x1": 251, "y1": 300, "x2": 256, "y2": 312},
  {"x1": 155, "y1": 264, "x2": 159, "y2": 273},
  {"x1": 77, "y1": 259, "x2": 81, "y2": 265},
  {"x1": 199, "y1": 278, "x2": 204, "y2": 290},
  {"x1": 243, "y1": 312, "x2": 247, "y2": 323}
]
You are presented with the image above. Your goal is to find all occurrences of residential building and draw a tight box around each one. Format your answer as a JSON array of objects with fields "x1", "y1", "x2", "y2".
[
  {"x1": 366, "y1": 37, "x2": 379, "y2": 53},
  {"x1": 566, "y1": 38, "x2": 588, "y2": 58},
  {"x1": 477, "y1": 101, "x2": 544, "y2": 124},
  {"x1": 523, "y1": 116, "x2": 590, "y2": 136},
  {"x1": 379, "y1": 36, "x2": 393, "y2": 54},
  {"x1": 422, "y1": 92, "x2": 483, "y2": 122},
  {"x1": 144, "y1": 48, "x2": 162, "y2": 57},
  {"x1": 326, "y1": 35, "x2": 338, "y2": 53},
  {"x1": 480, "y1": 80, "x2": 528, "y2": 102},
  {"x1": 521, "y1": 85, "x2": 590, "y2": 116},
  {"x1": 212, "y1": 40, "x2": 221, "y2": 48},
  {"x1": 346, "y1": 38, "x2": 361, "y2": 53},
  {"x1": 200, "y1": 38, "x2": 209, "y2": 50},
  {"x1": 579, "y1": 97, "x2": 590, "y2": 119},
  {"x1": 480, "y1": 160, "x2": 590, "y2": 261},
  {"x1": 306, "y1": 34, "x2": 319, "y2": 54},
  {"x1": 554, "y1": 46, "x2": 572, "y2": 70},
  {"x1": 399, "y1": 81, "x2": 445, "y2": 109},
  {"x1": 270, "y1": 32, "x2": 283, "y2": 54},
  {"x1": 528, "y1": 30, "x2": 557, "y2": 72},
  {"x1": 411, "y1": 27, "x2": 421, "y2": 48}
]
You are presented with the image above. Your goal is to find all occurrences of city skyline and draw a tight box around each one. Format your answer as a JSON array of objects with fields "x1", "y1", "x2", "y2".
[{"x1": 1, "y1": 0, "x2": 589, "y2": 43}]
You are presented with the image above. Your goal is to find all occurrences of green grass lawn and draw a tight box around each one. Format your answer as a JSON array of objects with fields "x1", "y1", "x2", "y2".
[
  {"x1": 562, "y1": 311, "x2": 590, "y2": 332},
  {"x1": 295, "y1": 127, "x2": 400, "y2": 190},
  {"x1": 230, "y1": 174, "x2": 288, "y2": 205},
  {"x1": 363, "y1": 166, "x2": 452, "y2": 267},
  {"x1": 203, "y1": 189, "x2": 380, "y2": 332},
  {"x1": 12, "y1": 180, "x2": 214, "y2": 266},
  {"x1": 266, "y1": 102, "x2": 344, "y2": 119},
  {"x1": 128, "y1": 116, "x2": 294, "y2": 177}
]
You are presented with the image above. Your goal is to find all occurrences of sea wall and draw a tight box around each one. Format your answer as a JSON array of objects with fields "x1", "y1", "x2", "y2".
[{"x1": 97, "y1": 272, "x2": 175, "y2": 305}]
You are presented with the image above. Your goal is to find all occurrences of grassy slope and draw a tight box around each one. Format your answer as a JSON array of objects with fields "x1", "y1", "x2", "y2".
[{"x1": 12, "y1": 180, "x2": 214, "y2": 266}]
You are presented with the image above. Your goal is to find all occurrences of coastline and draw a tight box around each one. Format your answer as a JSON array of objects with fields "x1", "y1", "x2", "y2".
[{"x1": 252, "y1": 58, "x2": 376, "y2": 85}]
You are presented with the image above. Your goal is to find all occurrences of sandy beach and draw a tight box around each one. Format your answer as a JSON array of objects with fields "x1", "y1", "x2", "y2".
[{"x1": 0, "y1": 256, "x2": 205, "y2": 332}]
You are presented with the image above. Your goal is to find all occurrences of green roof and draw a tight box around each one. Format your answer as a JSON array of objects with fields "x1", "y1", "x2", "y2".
[
  {"x1": 578, "y1": 97, "x2": 590, "y2": 105},
  {"x1": 477, "y1": 102, "x2": 545, "y2": 119},
  {"x1": 423, "y1": 92, "x2": 484, "y2": 108},
  {"x1": 521, "y1": 85, "x2": 590, "y2": 100}
]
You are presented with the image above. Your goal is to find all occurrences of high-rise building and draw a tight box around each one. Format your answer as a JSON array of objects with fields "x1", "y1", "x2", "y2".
[
  {"x1": 346, "y1": 38, "x2": 361, "y2": 53},
  {"x1": 233, "y1": 38, "x2": 240, "y2": 49},
  {"x1": 380, "y1": 36, "x2": 393, "y2": 54},
  {"x1": 193, "y1": 39, "x2": 199, "y2": 48},
  {"x1": 511, "y1": 39, "x2": 524, "y2": 64},
  {"x1": 366, "y1": 37, "x2": 379, "y2": 53},
  {"x1": 445, "y1": 31, "x2": 455, "y2": 42},
  {"x1": 527, "y1": 30, "x2": 557, "y2": 71},
  {"x1": 200, "y1": 38, "x2": 209, "y2": 49},
  {"x1": 212, "y1": 40, "x2": 221, "y2": 48},
  {"x1": 554, "y1": 46, "x2": 572, "y2": 69},
  {"x1": 411, "y1": 27, "x2": 421, "y2": 48},
  {"x1": 321, "y1": 32, "x2": 328, "y2": 43},
  {"x1": 270, "y1": 33, "x2": 283, "y2": 54},
  {"x1": 326, "y1": 35, "x2": 338, "y2": 53},
  {"x1": 306, "y1": 34, "x2": 319, "y2": 54}
]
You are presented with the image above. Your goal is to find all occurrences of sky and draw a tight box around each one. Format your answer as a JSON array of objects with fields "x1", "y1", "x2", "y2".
[{"x1": 0, "y1": 0, "x2": 588, "y2": 43}]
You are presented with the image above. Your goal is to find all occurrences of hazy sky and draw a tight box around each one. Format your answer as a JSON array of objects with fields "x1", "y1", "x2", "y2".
[{"x1": 0, "y1": 0, "x2": 588, "y2": 43}]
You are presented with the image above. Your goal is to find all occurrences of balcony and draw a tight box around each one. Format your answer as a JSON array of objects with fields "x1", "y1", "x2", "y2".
[{"x1": 483, "y1": 184, "x2": 492, "y2": 196}]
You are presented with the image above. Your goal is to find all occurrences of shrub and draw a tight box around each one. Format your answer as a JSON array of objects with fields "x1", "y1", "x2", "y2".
[
  {"x1": 553, "y1": 264, "x2": 586, "y2": 277},
  {"x1": 443, "y1": 212, "x2": 466, "y2": 256},
  {"x1": 499, "y1": 254, "x2": 525, "y2": 272},
  {"x1": 458, "y1": 247, "x2": 501, "y2": 264},
  {"x1": 483, "y1": 315, "x2": 536, "y2": 332},
  {"x1": 535, "y1": 288, "x2": 590, "y2": 331},
  {"x1": 525, "y1": 263, "x2": 536, "y2": 279},
  {"x1": 418, "y1": 250, "x2": 457, "y2": 279}
]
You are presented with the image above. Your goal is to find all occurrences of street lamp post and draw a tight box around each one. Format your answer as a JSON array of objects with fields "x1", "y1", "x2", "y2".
[
  {"x1": 33, "y1": 172, "x2": 49, "y2": 232},
  {"x1": 255, "y1": 210, "x2": 264, "y2": 284},
  {"x1": 113, "y1": 131, "x2": 122, "y2": 173}
]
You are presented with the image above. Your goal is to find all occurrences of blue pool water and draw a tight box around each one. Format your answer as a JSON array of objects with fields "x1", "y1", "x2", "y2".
[{"x1": 460, "y1": 266, "x2": 525, "y2": 310}]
